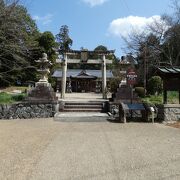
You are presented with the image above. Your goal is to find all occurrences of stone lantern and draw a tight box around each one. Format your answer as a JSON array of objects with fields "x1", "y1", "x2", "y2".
[
  {"x1": 27, "y1": 53, "x2": 57, "y2": 102},
  {"x1": 36, "y1": 53, "x2": 52, "y2": 83}
]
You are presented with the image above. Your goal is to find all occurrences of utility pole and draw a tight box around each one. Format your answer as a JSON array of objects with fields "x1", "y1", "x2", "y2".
[{"x1": 144, "y1": 44, "x2": 147, "y2": 96}]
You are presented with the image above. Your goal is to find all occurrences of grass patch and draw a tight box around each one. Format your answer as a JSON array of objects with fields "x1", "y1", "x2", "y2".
[
  {"x1": 142, "y1": 95, "x2": 163, "y2": 105},
  {"x1": 0, "y1": 92, "x2": 26, "y2": 104},
  {"x1": 142, "y1": 91, "x2": 179, "y2": 105},
  {"x1": 167, "y1": 91, "x2": 179, "y2": 104},
  {"x1": 0, "y1": 92, "x2": 13, "y2": 104}
]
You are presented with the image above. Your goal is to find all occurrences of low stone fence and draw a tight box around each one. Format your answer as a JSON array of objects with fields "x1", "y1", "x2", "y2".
[
  {"x1": 108, "y1": 102, "x2": 145, "y2": 119},
  {"x1": 157, "y1": 104, "x2": 180, "y2": 122},
  {"x1": 109, "y1": 102, "x2": 180, "y2": 122},
  {"x1": 0, "y1": 101, "x2": 59, "y2": 119}
]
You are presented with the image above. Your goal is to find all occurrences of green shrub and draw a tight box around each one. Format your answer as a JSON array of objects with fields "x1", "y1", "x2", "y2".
[
  {"x1": 148, "y1": 76, "x2": 162, "y2": 95},
  {"x1": 108, "y1": 77, "x2": 122, "y2": 93},
  {"x1": 12, "y1": 94, "x2": 26, "y2": 101},
  {"x1": 135, "y1": 87, "x2": 145, "y2": 97}
]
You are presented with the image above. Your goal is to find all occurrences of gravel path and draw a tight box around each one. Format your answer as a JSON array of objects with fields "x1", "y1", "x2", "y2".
[{"x1": 0, "y1": 119, "x2": 180, "y2": 180}]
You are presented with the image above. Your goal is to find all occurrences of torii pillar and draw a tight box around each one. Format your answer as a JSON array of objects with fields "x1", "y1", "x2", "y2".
[
  {"x1": 61, "y1": 53, "x2": 67, "y2": 99},
  {"x1": 102, "y1": 54, "x2": 107, "y2": 99}
]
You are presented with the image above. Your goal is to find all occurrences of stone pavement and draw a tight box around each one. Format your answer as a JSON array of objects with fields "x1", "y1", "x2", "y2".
[
  {"x1": 0, "y1": 119, "x2": 180, "y2": 180},
  {"x1": 54, "y1": 112, "x2": 109, "y2": 122}
]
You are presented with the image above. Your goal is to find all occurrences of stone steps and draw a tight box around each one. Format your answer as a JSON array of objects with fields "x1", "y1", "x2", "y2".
[
  {"x1": 64, "y1": 101, "x2": 103, "y2": 105},
  {"x1": 65, "y1": 104, "x2": 102, "y2": 109},
  {"x1": 61, "y1": 101, "x2": 105, "y2": 113},
  {"x1": 63, "y1": 108, "x2": 102, "y2": 112}
]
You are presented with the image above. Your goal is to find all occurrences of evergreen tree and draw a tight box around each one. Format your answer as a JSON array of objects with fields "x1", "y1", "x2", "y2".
[
  {"x1": 0, "y1": 1, "x2": 40, "y2": 86},
  {"x1": 56, "y1": 25, "x2": 73, "y2": 53}
]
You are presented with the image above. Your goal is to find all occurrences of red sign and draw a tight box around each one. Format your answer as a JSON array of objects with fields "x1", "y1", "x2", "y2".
[{"x1": 126, "y1": 68, "x2": 138, "y2": 85}]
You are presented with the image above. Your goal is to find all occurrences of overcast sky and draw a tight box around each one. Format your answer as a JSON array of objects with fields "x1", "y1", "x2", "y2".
[{"x1": 26, "y1": 0, "x2": 173, "y2": 57}]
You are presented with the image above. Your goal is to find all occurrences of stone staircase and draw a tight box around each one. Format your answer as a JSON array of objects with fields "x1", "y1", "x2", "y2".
[
  {"x1": 61, "y1": 101, "x2": 105, "y2": 112},
  {"x1": 55, "y1": 100, "x2": 109, "y2": 122}
]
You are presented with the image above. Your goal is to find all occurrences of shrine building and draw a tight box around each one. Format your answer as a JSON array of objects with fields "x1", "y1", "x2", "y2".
[
  {"x1": 53, "y1": 49, "x2": 115, "y2": 99},
  {"x1": 52, "y1": 69, "x2": 113, "y2": 93}
]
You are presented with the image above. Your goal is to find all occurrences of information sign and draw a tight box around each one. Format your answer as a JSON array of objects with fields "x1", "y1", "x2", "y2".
[{"x1": 126, "y1": 68, "x2": 138, "y2": 85}]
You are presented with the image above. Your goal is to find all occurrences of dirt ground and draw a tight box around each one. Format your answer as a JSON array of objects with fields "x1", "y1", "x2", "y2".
[
  {"x1": 0, "y1": 118, "x2": 180, "y2": 180},
  {"x1": 167, "y1": 121, "x2": 180, "y2": 129}
]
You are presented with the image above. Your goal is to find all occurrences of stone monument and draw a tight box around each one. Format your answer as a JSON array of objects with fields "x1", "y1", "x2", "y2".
[{"x1": 27, "y1": 53, "x2": 57, "y2": 101}]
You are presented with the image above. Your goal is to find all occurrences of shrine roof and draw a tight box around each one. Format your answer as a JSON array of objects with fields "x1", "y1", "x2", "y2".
[
  {"x1": 156, "y1": 66, "x2": 180, "y2": 78},
  {"x1": 52, "y1": 69, "x2": 113, "y2": 78}
]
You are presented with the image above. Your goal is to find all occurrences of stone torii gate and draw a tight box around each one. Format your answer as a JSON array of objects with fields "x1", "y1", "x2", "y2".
[{"x1": 56, "y1": 49, "x2": 115, "y2": 99}]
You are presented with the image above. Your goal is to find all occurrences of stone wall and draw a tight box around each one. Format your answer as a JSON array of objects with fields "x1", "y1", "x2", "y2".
[
  {"x1": 109, "y1": 102, "x2": 180, "y2": 122},
  {"x1": 157, "y1": 104, "x2": 180, "y2": 122},
  {"x1": 108, "y1": 102, "x2": 144, "y2": 119},
  {"x1": 0, "y1": 101, "x2": 59, "y2": 119}
]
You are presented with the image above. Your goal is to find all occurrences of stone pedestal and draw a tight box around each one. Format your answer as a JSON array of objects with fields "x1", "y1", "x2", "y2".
[{"x1": 27, "y1": 82, "x2": 57, "y2": 102}]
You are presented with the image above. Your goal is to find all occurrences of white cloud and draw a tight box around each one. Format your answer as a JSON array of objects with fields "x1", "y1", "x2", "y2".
[
  {"x1": 108, "y1": 15, "x2": 165, "y2": 38},
  {"x1": 82, "y1": 0, "x2": 108, "y2": 7},
  {"x1": 33, "y1": 14, "x2": 53, "y2": 25}
]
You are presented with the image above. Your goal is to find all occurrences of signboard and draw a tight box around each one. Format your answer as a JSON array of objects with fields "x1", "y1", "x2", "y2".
[
  {"x1": 126, "y1": 103, "x2": 145, "y2": 110},
  {"x1": 126, "y1": 68, "x2": 138, "y2": 85},
  {"x1": 81, "y1": 50, "x2": 88, "y2": 63}
]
